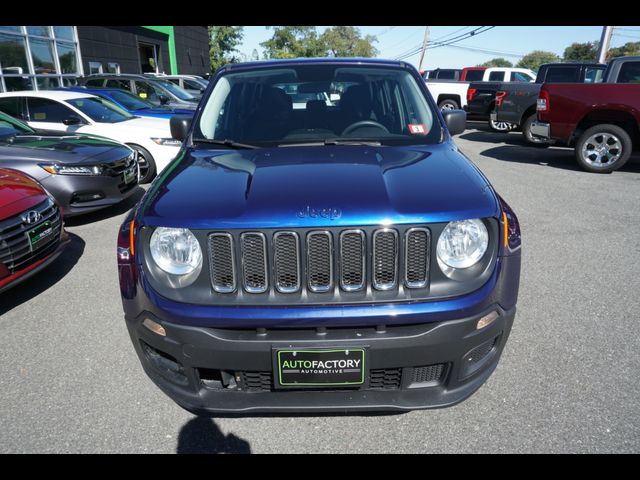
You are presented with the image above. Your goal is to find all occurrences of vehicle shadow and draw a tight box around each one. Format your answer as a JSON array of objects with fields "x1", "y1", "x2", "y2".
[
  {"x1": 64, "y1": 187, "x2": 146, "y2": 227},
  {"x1": 177, "y1": 416, "x2": 252, "y2": 454},
  {"x1": 0, "y1": 233, "x2": 85, "y2": 316}
]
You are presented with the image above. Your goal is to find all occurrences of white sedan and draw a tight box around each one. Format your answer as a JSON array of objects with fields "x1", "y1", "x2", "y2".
[{"x1": 0, "y1": 90, "x2": 182, "y2": 183}]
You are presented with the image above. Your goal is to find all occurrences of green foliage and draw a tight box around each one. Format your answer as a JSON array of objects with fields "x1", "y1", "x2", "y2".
[
  {"x1": 516, "y1": 50, "x2": 561, "y2": 71},
  {"x1": 563, "y1": 42, "x2": 598, "y2": 61},
  {"x1": 261, "y1": 26, "x2": 378, "y2": 59},
  {"x1": 321, "y1": 26, "x2": 378, "y2": 57},
  {"x1": 208, "y1": 26, "x2": 244, "y2": 72},
  {"x1": 477, "y1": 58, "x2": 513, "y2": 68},
  {"x1": 607, "y1": 41, "x2": 640, "y2": 61}
]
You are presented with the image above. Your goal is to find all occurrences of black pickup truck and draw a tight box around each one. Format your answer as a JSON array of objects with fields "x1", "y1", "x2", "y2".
[
  {"x1": 466, "y1": 81, "x2": 511, "y2": 131},
  {"x1": 493, "y1": 62, "x2": 606, "y2": 145}
]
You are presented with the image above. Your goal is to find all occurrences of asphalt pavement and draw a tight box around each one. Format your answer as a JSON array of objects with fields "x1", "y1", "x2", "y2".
[{"x1": 1, "y1": 122, "x2": 639, "y2": 453}]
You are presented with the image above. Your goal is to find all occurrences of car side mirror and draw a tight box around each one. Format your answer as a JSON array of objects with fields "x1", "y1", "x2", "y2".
[
  {"x1": 170, "y1": 115, "x2": 192, "y2": 141},
  {"x1": 159, "y1": 95, "x2": 170, "y2": 105},
  {"x1": 63, "y1": 116, "x2": 82, "y2": 126},
  {"x1": 442, "y1": 109, "x2": 466, "y2": 136}
]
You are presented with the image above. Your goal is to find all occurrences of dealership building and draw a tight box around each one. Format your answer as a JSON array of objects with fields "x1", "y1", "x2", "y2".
[{"x1": 0, "y1": 26, "x2": 210, "y2": 92}]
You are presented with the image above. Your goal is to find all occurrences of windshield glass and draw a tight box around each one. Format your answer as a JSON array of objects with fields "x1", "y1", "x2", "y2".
[
  {"x1": 154, "y1": 80, "x2": 196, "y2": 101},
  {"x1": 196, "y1": 64, "x2": 440, "y2": 147},
  {"x1": 67, "y1": 96, "x2": 133, "y2": 123},
  {"x1": 107, "y1": 89, "x2": 155, "y2": 110}
]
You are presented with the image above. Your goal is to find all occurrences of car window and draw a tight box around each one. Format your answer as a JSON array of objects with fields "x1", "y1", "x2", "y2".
[
  {"x1": 511, "y1": 71, "x2": 533, "y2": 82},
  {"x1": 617, "y1": 62, "x2": 640, "y2": 84},
  {"x1": 108, "y1": 90, "x2": 155, "y2": 110},
  {"x1": 84, "y1": 78, "x2": 105, "y2": 87},
  {"x1": 167, "y1": 78, "x2": 180, "y2": 86},
  {"x1": 464, "y1": 70, "x2": 484, "y2": 81},
  {"x1": 488, "y1": 71, "x2": 503, "y2": 81},
  {"x1": 542, "y1": 67, "x2": 578, "y2": 83},
  {"x1": 154, "y1": 79, "x2": 196, "y2": 101},
  {"x1": 27, "y1": 97, "x2": 76, "y2": 122},
  {"x1": 0, "y1": 97, "x2": 21, "y2": 118},
  {"x1": 106, "y1": 79, "x2": 132, "y2": 90},
  {"x1": 197, "y1": 64, "x2": 440, "y2": 147},
  {"x1": 184, "y1": 79, "x2": 203, "y2": 90},
  {"x1": 584, "y1": 67, "x2": 604, "y2": 83},
  {"x1": 66, "y1": 96, "x2": 132, "y2": 123},
  {"x1": 134, "y1": 81, "x2": 163, "y2": 102}
]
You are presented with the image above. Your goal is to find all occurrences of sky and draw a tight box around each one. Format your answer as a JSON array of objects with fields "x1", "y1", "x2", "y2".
[{"x1": 237, "y1": 26, "x2": 640, "y2": 69}]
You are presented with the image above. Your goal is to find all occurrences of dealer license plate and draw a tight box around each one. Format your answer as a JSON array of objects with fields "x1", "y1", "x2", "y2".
[
  {"x1": 274, "y1": 348, "x2": 366, "y2": 389},
  {"x1": 27, "y1": 221, "x2": 54, "y2": 252}
]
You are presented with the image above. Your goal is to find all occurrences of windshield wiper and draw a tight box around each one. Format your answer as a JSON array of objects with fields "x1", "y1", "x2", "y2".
[
  {"x1": 323, "y1": 139, "x2": 382, "y2": 146},
  {"x1": 192, "y1": 138, "x2": 259, "y2": 149}
]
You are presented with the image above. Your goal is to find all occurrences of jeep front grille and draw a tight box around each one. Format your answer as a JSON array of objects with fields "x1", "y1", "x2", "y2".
[{"x1": 207, "y1": 226, "x2": 432, "y2": 299}]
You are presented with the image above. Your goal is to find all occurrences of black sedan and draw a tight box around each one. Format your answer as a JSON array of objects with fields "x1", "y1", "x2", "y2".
[{"x1": 0, "y1": 111, "x2": 139, "y2": 217}]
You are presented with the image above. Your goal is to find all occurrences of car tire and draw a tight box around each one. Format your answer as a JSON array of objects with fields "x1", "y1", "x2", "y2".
[
  {"x1": 438, "y1": 99, "x2": 459, "y2": 111},
  {"x1": 488, "y1": 118, "x2": 516, "y2": 132},
  {"x1": 522, "y1": 113, "x2": 551, "y2": 148},
  {"x1": 128, "y1": 144, "x2": 156, "y2": 184},
  {"x1": 574, "y1": 124, "x2": 632, "y2": 173}
]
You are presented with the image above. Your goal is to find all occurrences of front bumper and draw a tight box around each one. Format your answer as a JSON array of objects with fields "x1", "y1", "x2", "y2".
[
  {"x1": 126, "y1": 305, "x2": 516, "y2": 414},
  {"x1": 0, "y1": 230, "x2": 69, "y2": 294},
  {"x1": 529, "y1": 121, "x2": 551, "y2": 140},
  {"x1": 42, "y1": 172, "x2": 139, "y2": 217}
]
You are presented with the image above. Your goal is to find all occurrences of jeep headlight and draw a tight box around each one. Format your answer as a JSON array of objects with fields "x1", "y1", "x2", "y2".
[
  {"x1": 150, "y1": 227, "x2": 202, "y2": 276},
  {"x1": 436, "y1": 219, "x2": 489, "y2": 270}
]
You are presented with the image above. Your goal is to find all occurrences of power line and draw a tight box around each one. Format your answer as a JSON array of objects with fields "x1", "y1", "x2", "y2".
[
  {"x1": 438, "y1": 43, "x2": 524, "y2": 59},
  {"x1": 394, "y1": 26, "x2": 496, "y2": 60}
]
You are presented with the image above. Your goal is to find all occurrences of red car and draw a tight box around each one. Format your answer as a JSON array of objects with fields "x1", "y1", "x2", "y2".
[{"x1": 0, "y1": 168, "x2": 68, "y2": 293}]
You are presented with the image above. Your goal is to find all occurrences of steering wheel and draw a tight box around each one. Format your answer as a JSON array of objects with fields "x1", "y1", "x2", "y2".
[{"x1": 342, "y1": 120, "x2": 390, "y2": 136}]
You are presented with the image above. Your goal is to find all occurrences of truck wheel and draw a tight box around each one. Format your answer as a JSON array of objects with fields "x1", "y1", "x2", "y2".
[
  {"x1": 575, "y1": 124, "x2": 632, "y2": 173},
  {"x1": 128, "y1": 144, "x2": 157, "y2": 184},
  {"x1": 438, "y1": 99, "x2": 459, "y2": 111},
  {"x1": 522, "y1": 114, "x2": 551, "y2": 147},
  {"x1": 489, "y1": 118, "x2": 516, "y2": 132}
]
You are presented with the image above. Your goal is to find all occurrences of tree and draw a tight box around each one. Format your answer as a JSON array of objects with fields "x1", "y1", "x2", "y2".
[
  {"x1": 260, "y1": 26, "x2": 326, "y2": 59},
  {"x1": 477, "y1": 58, "x2": 512, "y2": 68},
  {"x1": 321, "y1": 26, "x2": 378, "y2": 57},
  {"x1": 208, "y1": 26, "x2": 244, "y2": 72},
  {"x1": 563, "y1": 42, "x2": 598, "y2": 61},
  {"x1": 607, "y1": 41, "x2": 640, "y2": 61},
  {"x1": 516, "y1": 50, "x2": 561, "y2": 71}
]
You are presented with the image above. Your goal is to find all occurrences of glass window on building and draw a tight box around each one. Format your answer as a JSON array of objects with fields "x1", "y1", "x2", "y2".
[
  {"x1": 53, "y1": 27, "x2": 74, "y2": 41},
  {"x1": 26, "y1": 27, "x2": 50, "y2": 37},
  {"x1": 0, "y1": 26, "x2": 82, "y2": 92}
]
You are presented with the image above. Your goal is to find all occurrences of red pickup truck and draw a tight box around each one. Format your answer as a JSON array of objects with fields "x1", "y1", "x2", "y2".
[{"x1": 531, "y1": 56, "x2": 640, "y2": 173}]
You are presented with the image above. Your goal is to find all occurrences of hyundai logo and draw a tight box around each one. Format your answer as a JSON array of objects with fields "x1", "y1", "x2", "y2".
[{"x1": 22, "y1": 210, "x2": 41, "y2": 225}]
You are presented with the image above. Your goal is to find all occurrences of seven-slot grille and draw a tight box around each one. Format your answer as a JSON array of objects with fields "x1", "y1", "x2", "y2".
[
  {"x1": 207, "y1": 227, "x2": 431, "y2": 296},
  {"x1": 0, "y1": 199, "x2": 61, "y2": 274}
]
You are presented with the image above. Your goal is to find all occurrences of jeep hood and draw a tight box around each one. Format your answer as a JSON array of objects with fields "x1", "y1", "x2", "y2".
[{"x1": 142, "y1": 143, "x2": 500, "y2": 229}]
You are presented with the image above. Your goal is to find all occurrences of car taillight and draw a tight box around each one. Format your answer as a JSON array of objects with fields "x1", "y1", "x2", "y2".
[
  {"x1": 495, "y1": 91, "x2": 507, "y2": 107},
  {"x1": 467, "y1": 88, "x2": 477, "y2": 103},
  {"x1": 537, "y1": 90, "x2": 549, "y2": 113}
]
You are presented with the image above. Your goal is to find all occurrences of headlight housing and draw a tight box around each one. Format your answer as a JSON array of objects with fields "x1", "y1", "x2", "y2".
[
  {"x1": 151, "y1": 137, "x2": 182, "y2": 147},
  {"x1": 436, "y1": 219, "x2": 489, "y2": 270},
  {"x1": 40, "y1": 164, "x2": 103, "y2": 175},
  {"x1": 150, "y1": 227, "x2": 203, "y2": 277}
]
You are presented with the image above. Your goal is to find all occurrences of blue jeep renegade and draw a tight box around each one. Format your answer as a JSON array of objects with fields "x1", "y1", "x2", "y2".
[{"x1": 118, "y1": 58, "x2": 521, "y2": 414}]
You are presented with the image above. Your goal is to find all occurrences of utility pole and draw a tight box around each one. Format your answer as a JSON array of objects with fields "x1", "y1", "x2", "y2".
[
  {"x1": 418, "y1": 26, "x2": 430, "y2": 72},
  {"x1": 597, "y1": 26, "x2": 614, "y2": 63}
]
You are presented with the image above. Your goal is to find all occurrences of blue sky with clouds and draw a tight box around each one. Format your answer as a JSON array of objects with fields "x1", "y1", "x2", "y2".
[{"x1": 237, "y1": 26, "x2": 640, "y2": 69}]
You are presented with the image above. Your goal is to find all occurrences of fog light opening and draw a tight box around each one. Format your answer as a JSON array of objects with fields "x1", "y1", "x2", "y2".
[
  {"x1": 476, "y1": 311, "x2": 499, "y2": 330},
  {"x1": 143, "y1": 318, "x2": 166, "y2": 336}
]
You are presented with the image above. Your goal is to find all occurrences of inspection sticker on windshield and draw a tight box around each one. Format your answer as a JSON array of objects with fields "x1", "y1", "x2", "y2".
[
  {"x1": 408, "y1": 124, "x2": 427, "y2": 135},
  {"x1": 274, "y1": 348, "x2": 366, "y2": 388}
]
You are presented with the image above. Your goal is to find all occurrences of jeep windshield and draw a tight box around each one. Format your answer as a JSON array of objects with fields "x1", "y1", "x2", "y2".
[{"x1": 194, "y1": 64, "x2": 442, "y2": 147}]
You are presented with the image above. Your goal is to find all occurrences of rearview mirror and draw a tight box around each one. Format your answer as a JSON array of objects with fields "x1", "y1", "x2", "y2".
[
  {"x1": 63, "y1": 116, "x2": 82, "y2": 126},
  {"x1": 159, "y1": 95, "x2": 170, "y2": 105},
  {"x1": 442, "y1": 110, "x2": 466, "y2": 136},
  {"x1": 170, "y1": 115, "x2": 192, "y2": 141}
]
